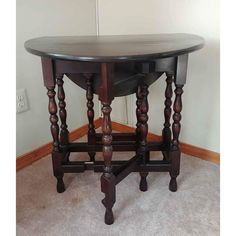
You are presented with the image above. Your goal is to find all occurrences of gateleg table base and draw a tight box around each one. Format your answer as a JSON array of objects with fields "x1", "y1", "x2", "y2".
[{"x1": 52, "y1": 131, "x2": 179, "y2": 224}]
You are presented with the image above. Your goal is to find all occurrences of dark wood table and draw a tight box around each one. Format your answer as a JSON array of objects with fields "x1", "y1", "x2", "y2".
[{"x1": 25, "y1": 34, "x2": 204, "y2": 225}]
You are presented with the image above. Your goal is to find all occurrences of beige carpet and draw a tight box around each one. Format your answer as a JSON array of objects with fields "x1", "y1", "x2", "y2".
[{"x1": 17, "y1": 136, "x2": 219, "y2": 236}]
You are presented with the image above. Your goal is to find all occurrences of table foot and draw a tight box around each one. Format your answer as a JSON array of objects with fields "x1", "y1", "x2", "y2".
[
  {"x1": 52, "y1": 151, "x2": 66, "y2": 193},
  {"x1": 139, "y1": 172, "x2": 148, "y2": 191},
  {"x1": 57, "y1": 178, "x2": 65, "y2": 193},
  {"x1": 105, "y1": 208, "x2": 114, "y2": 225},
  {"x1": 102, "y1": 197, "x2": 114, "y2": 225},
  {"x1": 169, "y1": 177, "x2": 177, "y2": 192},
  {"x1": 101, "y1": 174, "x2": 116, "y2": 225}
]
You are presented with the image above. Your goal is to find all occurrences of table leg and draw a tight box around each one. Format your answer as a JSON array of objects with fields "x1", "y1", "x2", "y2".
[
  {"x1": 135, "y1": 84, "x2": 142, "y2": 143},
  {"x1": 138, "y1": 82, "x2": 149, "y2": 192},
  {"x1": 169, "y1": 83, "x2": 184, "y2": 192},
  {"x1": 162, "y1": 72, "x2": 173, "y2": 160},
  {"x1": 56, "y1": 74, "x2": 69, "y2": 164},
  {"x1": 85, "y1": 74, "x2": 96, "y2": 161},
  {"x1": 47, "y1": 86, "x2": 65, "y2": 193},
  {"x1": 100, "y1": 102, "x2": 116, "y2": 225}
]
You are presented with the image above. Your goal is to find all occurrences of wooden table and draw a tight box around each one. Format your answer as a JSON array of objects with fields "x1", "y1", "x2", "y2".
[{"x1": 25, "y1": 34, "x2": 204, "y2": 225}]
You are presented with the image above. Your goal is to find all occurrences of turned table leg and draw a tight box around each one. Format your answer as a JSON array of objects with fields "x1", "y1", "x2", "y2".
[
  {"x1": 137, "y1": 82, "x2": 149, "y2": 192},
  {"x1": 169, "y1": 83, "x2": 184, "y2": 192},
  {"x1": 85, "y1": 74, "x2": 96, "y2": 161},
  {"x1": 56, "y1": 74, "x2": 69, "y2": 146},
  {"x1": 135, "y1": 84, "x2": 142, "y2": 144},
  {"x1": 162, "y1": 72, "x2": 173, "y2": 160},
  {"x1": 47, "y1": 85, "x2": 65, "y2": 193},
  {"x1": 56, "y1": 74, "x2": 70, "y2": 163},
  {"x1": 100, "y1": 102, "x2": 116, "y2": 225}
]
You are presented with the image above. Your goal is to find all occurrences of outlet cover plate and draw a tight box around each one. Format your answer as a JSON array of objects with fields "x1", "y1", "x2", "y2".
[{"x1": 16, "y1": 88, "x2": 29, "y2": 113}]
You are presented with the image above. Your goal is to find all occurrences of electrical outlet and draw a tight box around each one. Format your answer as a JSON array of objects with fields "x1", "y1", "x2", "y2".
[{"x1": 16, "y1": 88, "x2": 29, "y2": 113}]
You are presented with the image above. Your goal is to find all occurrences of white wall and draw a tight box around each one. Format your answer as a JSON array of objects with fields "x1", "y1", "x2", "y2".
[
  {"x1": 16, "y1": 0, "x2": 98, "y2": 156},
  {"x1": 98, "y1": 0, "x2": 220, "y2": 152}
]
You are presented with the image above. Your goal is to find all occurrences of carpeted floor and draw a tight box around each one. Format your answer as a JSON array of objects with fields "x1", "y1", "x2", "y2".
[{"x1": 16, "y1": 135, "x2": 220, "y2": 236}]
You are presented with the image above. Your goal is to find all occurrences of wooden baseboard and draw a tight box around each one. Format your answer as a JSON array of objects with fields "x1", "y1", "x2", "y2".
[
  {"x1": 16, "y1": 118, "x2": 102, "y2": 171},
  {"x1": 16, "y1": 117, "x2": 219, "y2": 171},
  {"x1": 112, "y1": 121, "x2": 220, "y2": 164}
]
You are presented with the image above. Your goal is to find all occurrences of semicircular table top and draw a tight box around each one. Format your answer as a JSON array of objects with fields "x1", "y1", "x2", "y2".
[{"x1": 24, "y1": 34, "x2": 204, "y2": 62}]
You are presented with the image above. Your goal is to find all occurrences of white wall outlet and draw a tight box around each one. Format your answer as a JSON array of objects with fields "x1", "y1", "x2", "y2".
[{"x1": 16, "y1": 88, "x2": 29, "y2": 113}]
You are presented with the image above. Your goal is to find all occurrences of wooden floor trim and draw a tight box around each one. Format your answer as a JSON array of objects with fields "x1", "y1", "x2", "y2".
[
  {"x1": 112, "y1": 121, "x2": 220, "y2": 164},
  {"x1": 16, "y1": 118, "x2": 219, "y2": 171},
  {"x1": 16, "y1": 118, "x2": 102, "y2": 171}
]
